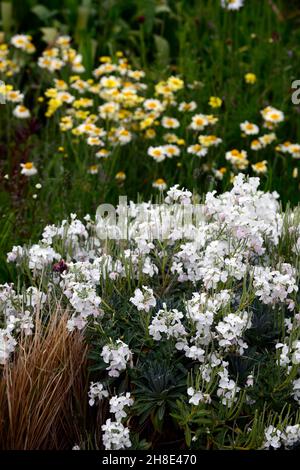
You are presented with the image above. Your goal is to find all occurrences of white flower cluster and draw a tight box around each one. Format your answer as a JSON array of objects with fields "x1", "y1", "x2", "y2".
[
  {"x1": 149, "y1": 303, "x2": 187, "y2": 342},
  {"x1": 130, "y1": 286, "x2": 156, "y2": 312},
  {"x1": 187, "y1": 387, "x2": 211, "y2": 405},
  {"x1": 263, "y1": 424, "x2": 300, "y2": 449},
  {"x1": 275, "y1": 330, "x2": 300, "y2": 407},
  {"x1": 88, "y1": 382, "x2": 108, "y2": 406},
  {"x1": 87, "y1": 383, "x2": 133, "y2": 449},
  {"x1": 0, "y1": 329, "x2": 17, "y2": 365},
  {"x1": 217, "y1": 362, "x2": 240, "y2": 406},
  {"x1": 215, "y1": 311, "x2": 251, "y2": 354},
  {"x1": 253, "y1": 264, "x2": 298, "y2": 308},
  {"x1": 7, "y1": 244, "x2": 60, "y2": 273},
  {"x1": 185, "y1": 290, "x2": 231, "y2": 345},
  {"x1": 64, "y1": 282, "x2": 102, "y2": 331},
  {"x1": 101, "y1": 419, "x2": 131, "y2": 450},
  {"x1": 0, "y1": 284, "x2": 47, "y2": 363},
  {"x1": 109, "y1": 393, "x2": 134, "y2": 421},
  {"x1": 101, "y1": 339, "x2": 133, "y2": 377}
]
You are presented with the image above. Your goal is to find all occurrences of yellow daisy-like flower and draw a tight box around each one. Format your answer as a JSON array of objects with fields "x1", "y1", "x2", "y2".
[
  {"x1": 167, "y1": 76, "x2": 184, "y2": 91},
  {"x1": 209, "y1": 96, "x2": 222, "y2": 108},
  {"x1": 99, "y1": 56, "x2": 112, "y2": 63},
  {"x1": 145, "y1": 128, "x2": 156, "y2": 139},
  {"x1": 244, "y1": 73, "x2": 257, "y2": 84}
]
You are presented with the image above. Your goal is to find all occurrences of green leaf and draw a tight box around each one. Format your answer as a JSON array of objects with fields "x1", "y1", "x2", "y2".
[
  {"x1": 185, "y1": 426, "x2": 192, "y2": 447},
  {"x1": 40, "y1": 27, "x2": 58, "y2": 44},
  {"x1": 154, "y1": 34, "x2": 170, "y2": 68},
  {"x1": 1, "y1": 1, "x2": 13, "y2": 33},
  {"x1": 32, "y1": 5, "x2": 57, "y2": 22}
]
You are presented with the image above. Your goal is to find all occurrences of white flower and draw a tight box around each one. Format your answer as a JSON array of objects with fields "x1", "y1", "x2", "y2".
[
  {"x1": 13, "y1": 105, "x2": 31, "y2": 119},
  {"x1": 7, "y1": 245, "x2": 24, "y2": 263},
  {"x1": 0, "y1": 329, "x2": 17, "y2": 364},
  {"x1": 88, "y1": 382, "x2": 108, "y2": 406},
  {"x1": 109, "y1": 393, "x2": 134, "y2": 421},
  {"x1": 28, "y1": 244, "x2": 60, "y2": 272},
  {"x1": 63, "y1": 282, "x2": 102, "y2": 322},
  {"x1": 165, "y1": 184, "x2": 192, "y2": 205},
  {"x1": 101, "y1": 340, "x2": 132, "y2": 377},
  {"x1": 187, "y1": 144, "x2": 208, "y2": 158},
  {"x1": 130, "y1": 286, "x2": 156, "y2": 312},
  {"x1": 161, "y1": 116, "x2": 180, "y2": 129},
  {"x1": 221, "y1": 0, "x2": 244, "y2": 10},
  {"x1": 217, "y1": 363, "x2": 240, "y2": 406},
  {"x1": 11, "y1": 34, "x2": 34, "y2": 51},
  {"x1": 149, "y1": 303, "x2": 187, "y2": 342},
  {"x1": 215, "y1": 311, "x2": 251, "y2": 355},
  {"x1": 115, "y1": 127, "x2": 132, "y2": 145},
  {"x1": 292, "y1": 378, "x2": 300, "y2": 403},
  {"x1": 246, "y1": 374, "x2": 254, "y2": 388},
  {"x1": 143, "y1": 99, "x2": 164, "y2": 113},
  {"x1": 163, "y1": 144, "x2": 180, "y2": 158},
  {"x1": 190, "y1": 114, "x2": 209, "y2": 131},
  {"x1": 282, "y1": 425, "x2": 300, "y2": 448},
  {"x1": 261, "y1": 106, "x2": 284, "y2": 124},
  {"x1": 263, "y1": 425, "x2": 282, "y2": 449},
  {"x1": 147, "y1": 146, "x2": 166, "y2": 162},
  {"x1": 253, "y1": 265, "x2": 298, "y2": 307},
  {"x1": 20, "y1": 162, "x2": 37, "y2": 176},
  {"x1": 178, "y1": 101, "x2": 197, "y2": 112},
  {"x1": 187, "y1": 387, "x2": 211, "y2": 405},
  {"x1": 240, "y1": 121, "x2": 259, "y2": 135},
  {"x1": 101, "y1": 419, "x2": 131, "y2": 450},
  {"x1": 291, "y1": 340, "x2": 300, "y2": 365}
]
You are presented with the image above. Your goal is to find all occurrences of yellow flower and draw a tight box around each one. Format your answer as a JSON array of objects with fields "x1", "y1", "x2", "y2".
[
  {"x1": 252, "y1": 160, "x2": 268, "y2": 174},
  {"x1": 99, "y1": 56, "x2": 112, "y2": 63},
  {"x1": 75, "y1": 110, "x2": 90, "y2": 120},
  {"x1": 292, "y1": 167, "x2": 298, "y2": 179},
  {"x1": 145, "y1": 128, "x2": 156, "y2": 139},
  {"x1": 88, "y1": 165, "x2": 98, "y2": 175},
  {"x1": 245, "y1": 73, "x2": 257, "y2": 84},
  {"x1": 167, "y1": 76, "x2": 184, "y2": 91},
  {"x1": 209, "y1": 96, "x2": 222, "y2": 108},
  {"x1": 73, "y1": 98, "x2": 93, "y2": 109},
  {"x1": 115, "y1": 171, "x2": 126, "y2": 182},
  {"x1": 45, "y1": 88, "x2": 58, "y2": 98},
  {"x1": 45, "y1": 98, "x2": 62, "y2": 117}
]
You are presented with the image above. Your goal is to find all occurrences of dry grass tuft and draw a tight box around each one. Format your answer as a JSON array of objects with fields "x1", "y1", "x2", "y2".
[{"x1": 0, "y1": 307, "x2": 88, "y2": 449}]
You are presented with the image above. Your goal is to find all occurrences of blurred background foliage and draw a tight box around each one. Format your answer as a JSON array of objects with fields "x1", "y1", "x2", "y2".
[{"x1": 1, "y1": 0, "x2": 300, "y2": 78}]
